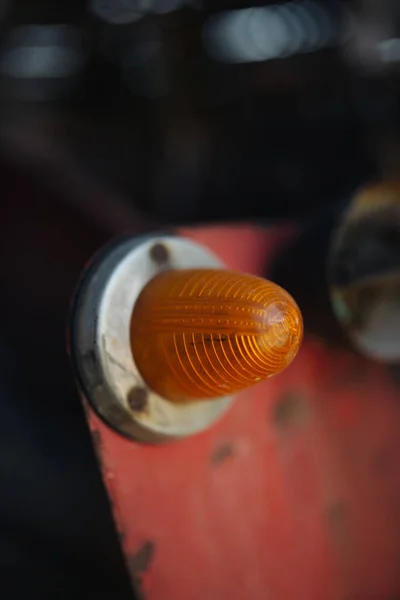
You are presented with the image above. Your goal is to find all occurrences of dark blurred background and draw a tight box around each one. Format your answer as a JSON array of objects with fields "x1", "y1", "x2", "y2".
[{"x1": 1, "y1": 0, "x2": 400, "y2": 598}]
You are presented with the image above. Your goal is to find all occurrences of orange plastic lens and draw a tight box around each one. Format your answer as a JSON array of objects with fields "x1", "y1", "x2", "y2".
[{"x1": 130, "y1": 269, "x2": 303, "y2": 402}]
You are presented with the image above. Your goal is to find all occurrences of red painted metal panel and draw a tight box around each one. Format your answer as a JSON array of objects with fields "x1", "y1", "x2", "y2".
[{"x1": 80, "y1": 224, "x2": 400, "y2": 600}]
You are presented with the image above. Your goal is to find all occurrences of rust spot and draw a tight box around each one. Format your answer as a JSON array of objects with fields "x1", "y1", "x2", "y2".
[
  {"x1": 127, "y1": 387, "x2": 148, "y2": 412},
  {"x1": 129, "y1": 541, "x2": 156, "y2": 600},
  {"x1": 273, "y1": 392, "x2": 312, "y2": 431},
  {"x1": 211, "y1": 443, "x2": 235, "y2": 466},
  {"x1": 131, "y1": 541, "x2": 155, "y2": 574},
  {"x1": 149, "y1": 243, "x2": 169, "y2": 265},
  {"x1": 326, "y1": 501, "x2": 348, "y2": 542}
]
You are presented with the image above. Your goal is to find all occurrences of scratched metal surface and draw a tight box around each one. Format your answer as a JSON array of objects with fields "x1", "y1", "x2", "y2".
[{"x1": 81, "y1": 224, "x2": 400, "y2": 600}]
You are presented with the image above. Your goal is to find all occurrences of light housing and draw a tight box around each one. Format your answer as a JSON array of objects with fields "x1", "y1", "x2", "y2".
[{"x1": 70, "y1": 235, "x2": 303, "y2": 442}]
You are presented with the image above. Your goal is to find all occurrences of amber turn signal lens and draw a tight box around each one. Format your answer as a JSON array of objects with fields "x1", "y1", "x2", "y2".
[{"x1": 130, "y1": 269, "x2": 303, "y2": 402}]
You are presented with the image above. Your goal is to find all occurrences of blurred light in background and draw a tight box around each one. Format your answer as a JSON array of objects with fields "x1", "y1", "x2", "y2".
[
  {"x1": 203, "y1": 1, "x2": 349, "y2": 63},
  {"x1": 378, "y1": 38, "x2": 400, "y2": 64},
  {"x1": 90, "y1": 0, "x2": 197, "y2": 24},
  {"x1": 0, "y1": 25, "x2": 86, "y2": 100},
  {"x1": 90, "y1": 0, "x2": 143, "y2": 24},
  {"x1": 151, "y1": 0, "x2": 197, "y2": 15}
]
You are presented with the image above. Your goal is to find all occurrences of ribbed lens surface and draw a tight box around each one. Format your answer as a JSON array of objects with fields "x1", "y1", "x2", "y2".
[{"x1": 130, "y1": 269, "x2": 303, "y2": 402}]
